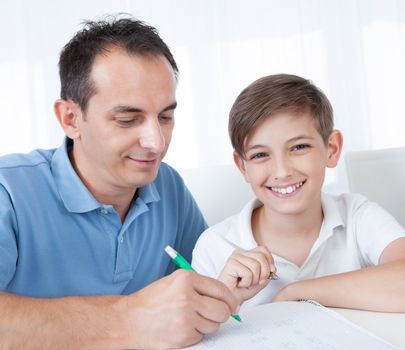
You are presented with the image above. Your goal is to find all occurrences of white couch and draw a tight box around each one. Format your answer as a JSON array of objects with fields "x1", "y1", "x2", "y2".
[{"x1": 179, "y1": 164, "x2": 255, "y2": 226}]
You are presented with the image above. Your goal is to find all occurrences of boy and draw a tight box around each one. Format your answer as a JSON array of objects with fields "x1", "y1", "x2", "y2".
[{"x1": 192, "y1": 74, "x2": 405, "y2": 311}]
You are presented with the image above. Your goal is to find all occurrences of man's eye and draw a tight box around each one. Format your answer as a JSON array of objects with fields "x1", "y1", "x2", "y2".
[
  {"x1": 159, "y1": 115, "x2": 174, "y2": 123},
  {"x1": 116, "y1": 119, "x2": 136, "y2": 126}
]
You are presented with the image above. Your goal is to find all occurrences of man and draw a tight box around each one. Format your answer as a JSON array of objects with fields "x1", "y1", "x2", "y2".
[{"x1": 0, "y1": 17, "x2": 238, "y2": 349}]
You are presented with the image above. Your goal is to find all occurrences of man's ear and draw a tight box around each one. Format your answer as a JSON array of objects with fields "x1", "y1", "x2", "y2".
[
  {"x1": 54, "y1": 99, "x2": 83, "y2": 139},
  {"x1": 233, "y1": 151, "x2": 250, "y2": 183},
  {"x1": 326, "y1": 130, "x2": 343, "y2": 168}
]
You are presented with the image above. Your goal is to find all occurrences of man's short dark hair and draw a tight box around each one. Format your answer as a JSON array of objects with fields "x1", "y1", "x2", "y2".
[{"x1": 58, "y1": 15, "x2": 178, "y2": 111}]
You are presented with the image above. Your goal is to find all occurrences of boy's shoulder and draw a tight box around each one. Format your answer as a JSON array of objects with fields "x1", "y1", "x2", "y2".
[
  {"x1": 322, "y1": 191, "x2": 393, "y2": 227},
  {"x1": 196, "y1": 198, "x2": 259, "y2": 249},
  {"x1": 322, "y1": 192, "x2": 369, "y2": 210}
]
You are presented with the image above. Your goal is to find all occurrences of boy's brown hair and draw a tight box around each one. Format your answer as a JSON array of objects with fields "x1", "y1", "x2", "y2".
[{"x1": 229, "y1": 74, "x2": 334, "y2": 158}]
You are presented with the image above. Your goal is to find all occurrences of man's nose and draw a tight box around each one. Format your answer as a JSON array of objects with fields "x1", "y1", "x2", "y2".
[{"x1": 139, "y1": 119, "x2": 165, "y2": 153}]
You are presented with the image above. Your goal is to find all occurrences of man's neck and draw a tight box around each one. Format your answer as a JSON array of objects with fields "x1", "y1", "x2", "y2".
[{"x1": 89, "y1": 188, "x2": 136, "y2": 223}]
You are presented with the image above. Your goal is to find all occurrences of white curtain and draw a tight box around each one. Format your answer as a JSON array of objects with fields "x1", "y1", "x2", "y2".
[{"x1": 1, "y1": 0, "x2": 405, "y2": 192}]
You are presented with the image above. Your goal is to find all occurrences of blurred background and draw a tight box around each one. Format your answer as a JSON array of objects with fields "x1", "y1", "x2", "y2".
[{"x1": 1, "y1": 0, "x2": 405, "y2": 193}]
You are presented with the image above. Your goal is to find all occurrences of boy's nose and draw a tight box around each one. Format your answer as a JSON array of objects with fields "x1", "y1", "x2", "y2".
[
  {"x1": 139, "y1": 119, "x2": 165, "y2": 153},
  {"x1": 272, "y1": 155, "x2": 292, "y2": 180}
]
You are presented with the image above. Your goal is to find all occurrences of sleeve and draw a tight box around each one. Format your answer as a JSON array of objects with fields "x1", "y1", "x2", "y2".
[
  {"x1": 191, "y1": 221, "x2": 237, "y2": 279},
  {"x1": 354, "y1": 200, "x2": 405, "y2": 265},
  {"x1": 0, "y1": 183, "x2": 18, "y2": 290},
  {"x1": 191, "y1": 231, "x2": 221, "y2": 278},
  {"x1": 176, "y1": 183, "x2": 208, "y2": 265},
  {"x1": 159, "y1": 164, "x2": 208, "y2": 274}
]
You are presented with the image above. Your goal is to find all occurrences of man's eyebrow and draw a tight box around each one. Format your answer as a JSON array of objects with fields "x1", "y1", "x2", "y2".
[
  {"x1": 161, "y1": 101, "x2": 177, "y2": 112},
  {"x1": 111, "y1": 105, "x2": 143, "y2": 114},
  {"x1": 111, "y1": 102, "x2": 177, "y2": 115}
]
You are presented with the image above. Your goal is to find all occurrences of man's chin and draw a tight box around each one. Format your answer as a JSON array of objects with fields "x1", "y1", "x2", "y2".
[{"x1": 128, "y1": 170, "x2": 160, "y2": 188}]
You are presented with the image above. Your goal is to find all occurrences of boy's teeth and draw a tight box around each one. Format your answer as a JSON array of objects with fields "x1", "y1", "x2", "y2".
[{"x1": 271, "y1": 182, "x2": 304, "y2": 194}]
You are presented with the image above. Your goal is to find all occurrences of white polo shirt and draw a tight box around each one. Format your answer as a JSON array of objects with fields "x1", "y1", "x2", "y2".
[{"x1": 192, "y1": 193, "x2": 405, "y2": 307}]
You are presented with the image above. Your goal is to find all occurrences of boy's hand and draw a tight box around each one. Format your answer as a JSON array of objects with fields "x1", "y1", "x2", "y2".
[{"x1": 218, "y1": 246, "x2": 277, "y2": 305}]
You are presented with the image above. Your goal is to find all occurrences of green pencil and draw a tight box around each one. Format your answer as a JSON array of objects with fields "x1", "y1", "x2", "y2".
[{"x1": 164, "y1": 245, "x2": 241, "y2": 322}]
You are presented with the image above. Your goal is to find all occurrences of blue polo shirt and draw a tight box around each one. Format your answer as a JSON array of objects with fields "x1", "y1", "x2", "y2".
[{"x1": 0, "y1": 139, "x2": 207, "y2": 297}]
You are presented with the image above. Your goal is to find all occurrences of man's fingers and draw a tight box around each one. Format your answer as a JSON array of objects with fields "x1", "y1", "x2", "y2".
[
  {"x1": 194, "y1": 315, "x2": 221, "y2": 336},
  {"x1": 195, "y1": 295, "x2": 231, "y2": 326},
  {"x1": 188, "y1": 272, "x2": 239, "y2": 315}
]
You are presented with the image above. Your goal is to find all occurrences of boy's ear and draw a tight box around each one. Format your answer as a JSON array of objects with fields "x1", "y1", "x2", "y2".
[
  {"x1": 54, "y1": 99, "x2": 83, "y2": 139},
  {"x1": 233, "y1": 151, "x2": 250, "y2": 183},
  {"x1": 326, "y1": 130, "x2": 343, "y2": 168}
]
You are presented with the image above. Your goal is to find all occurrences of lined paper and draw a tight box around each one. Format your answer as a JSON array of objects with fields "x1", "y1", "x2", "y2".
[{"x1": 185, "y1": 301, "x2": 397, "y2": 349}]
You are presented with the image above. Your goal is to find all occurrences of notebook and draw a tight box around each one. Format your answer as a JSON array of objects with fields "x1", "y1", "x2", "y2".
[{"x1": 184, "y1": 300, "x2": 397, "y2": 349}]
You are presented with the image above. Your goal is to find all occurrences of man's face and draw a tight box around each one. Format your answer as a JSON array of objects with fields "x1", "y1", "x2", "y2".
[
  {"x1": 235, "y1": 112, "x2": 340, "y2": 217},
  {"x1": 72, "y1": 49, "x2": 177, "y2": 195}
]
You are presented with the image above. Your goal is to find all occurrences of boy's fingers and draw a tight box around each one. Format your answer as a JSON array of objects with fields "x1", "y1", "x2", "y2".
[
  {"x1": 236, "y1": 250, "x2": 272, "y2": 281},
  {"x1": 232, "y1": 254, "x2": 263, "y2": 285},
  {"x1": 220, "y1": 259, "x2": 254, "y2": 287},
  {"x1": 252, "y1": 246, "x2": 277, "y2": 276}
]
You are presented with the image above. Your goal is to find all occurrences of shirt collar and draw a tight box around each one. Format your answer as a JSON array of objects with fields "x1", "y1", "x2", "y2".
[
  {"x1": 51, "y1": 138, "x2": 100, "y2": 213},
  {"x1": 137, "y1": 180, "x2": 160, "y2": 204},
  {"x1": 233, "y1": 195, "x2": 345, "y2": 252},
  {"x1": 321, "y1": 192, "x2": 345, "y2": 231},
  {"x1": 227, "y1": 198, "x2": 261, "y2": 249},
  {"x1": 51, "y1": 138, "x2": 160, "y2": 214},
  {"x1": 313, "y1": 192, "x2": 346, "y2": 248}
]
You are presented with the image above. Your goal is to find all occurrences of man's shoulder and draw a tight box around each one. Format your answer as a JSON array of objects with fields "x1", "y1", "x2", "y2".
[
  {"x1": 157, "y1": 162, "x2": 181, "y2": 177},
  {"x1": 0, "y1": 148, "x2": 54, "y2": 171},
  {"x1": 155, "y1": 162, "x2": 185, "y2": 188}
]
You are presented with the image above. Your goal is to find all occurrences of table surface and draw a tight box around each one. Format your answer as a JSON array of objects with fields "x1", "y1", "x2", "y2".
[{"x1": 332, "y1": 307, "x2": 405, "y2": 349}]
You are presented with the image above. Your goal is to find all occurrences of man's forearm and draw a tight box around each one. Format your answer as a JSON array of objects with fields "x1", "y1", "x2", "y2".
[
  {"x1": 273, "y1": 260, "x2": 405, "y2": 312},
  {"x1": 0, "y1": 292, "x2": 128, "y2": 349}
]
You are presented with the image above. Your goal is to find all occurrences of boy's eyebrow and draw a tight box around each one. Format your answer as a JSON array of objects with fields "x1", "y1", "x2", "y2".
[
  {"x1": 245, "y1": 144, "x2": 266, "y2": 152},
  {"x1": 286, "y1": 135, "x2": 315, "y2": 143},
  {"x1": 245, "y1": 135, "x2": 315, "y2": 152},
  {"x1": 110, "y1": 101, "x2": 177, "y2": 114}
]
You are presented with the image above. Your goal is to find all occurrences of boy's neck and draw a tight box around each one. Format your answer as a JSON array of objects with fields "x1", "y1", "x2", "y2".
[{"x1": 252, "y1": 203, "x2": 324, "y2": 267}]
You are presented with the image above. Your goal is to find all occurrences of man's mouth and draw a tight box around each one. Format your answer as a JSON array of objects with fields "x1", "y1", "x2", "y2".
[
  {"x1": 268, "y1": 180, "x2": 306, "y2": 195},
  {"x1": 127, "y1": 156, "x2": 158, "y2": 165}
]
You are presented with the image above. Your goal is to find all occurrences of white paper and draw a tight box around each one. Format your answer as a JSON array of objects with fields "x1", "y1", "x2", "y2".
[{"x1": 184, "y1": 301, "x2": 397, "y2": 349}]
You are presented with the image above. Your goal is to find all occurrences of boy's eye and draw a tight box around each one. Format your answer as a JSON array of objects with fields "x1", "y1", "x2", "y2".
[
  {"x1": 250, "y1": 152, "x2": 268, "y2": 160},
  {"x1": 291, "y1": 144, "x2": 310, "y2": 151}
]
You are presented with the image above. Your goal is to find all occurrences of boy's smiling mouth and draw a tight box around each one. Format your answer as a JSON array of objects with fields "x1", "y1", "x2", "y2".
[{"x1": 268, "y1": 180, "x2": 306, "y2": 195}]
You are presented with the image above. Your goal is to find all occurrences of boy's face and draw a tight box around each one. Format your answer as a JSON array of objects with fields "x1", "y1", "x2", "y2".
[{"x1": 234, "y1": 111, "x2": 342, "y2": 217}]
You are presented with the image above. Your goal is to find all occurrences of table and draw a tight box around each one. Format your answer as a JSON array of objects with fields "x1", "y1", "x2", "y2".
[{"x1": 332, "y1": 307, "x2": 405, "y2": 349}]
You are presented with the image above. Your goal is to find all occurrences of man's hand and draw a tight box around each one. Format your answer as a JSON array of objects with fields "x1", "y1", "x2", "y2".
[
  {"x1": 218, "y1": 246, "x2": 276, "y2": 305},
  {"x1": 123, "y1": 269, "x2": 239, "y2": 349}
]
